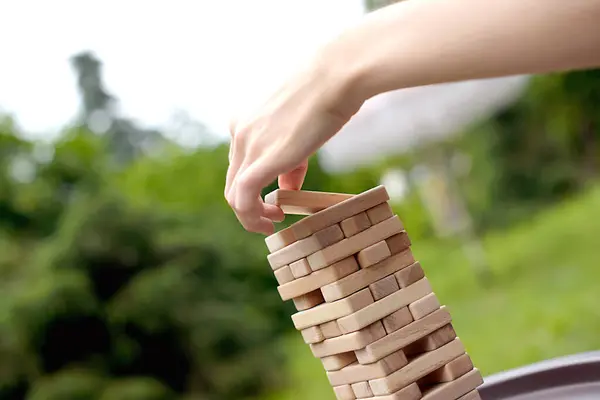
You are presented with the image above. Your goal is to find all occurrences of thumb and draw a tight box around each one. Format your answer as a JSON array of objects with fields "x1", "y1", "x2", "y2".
[{"x1": 278, "y1": 159, "x2": 309, "y2": 190}]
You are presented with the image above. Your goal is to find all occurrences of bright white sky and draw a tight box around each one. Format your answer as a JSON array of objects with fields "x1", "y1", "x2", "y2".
[{"x1": 0, "y1": 0, "x2": 366, "y2": 141}]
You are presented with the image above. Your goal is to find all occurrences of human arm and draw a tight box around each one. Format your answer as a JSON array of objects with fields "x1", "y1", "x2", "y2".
[{"x1": 225, "y1": 0, "x2": 600, "y2": 234}]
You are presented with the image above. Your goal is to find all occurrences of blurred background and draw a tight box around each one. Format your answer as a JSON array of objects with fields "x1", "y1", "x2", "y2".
[{"x1": 1, "y1": 1, "x2": 599, "y2": 399}]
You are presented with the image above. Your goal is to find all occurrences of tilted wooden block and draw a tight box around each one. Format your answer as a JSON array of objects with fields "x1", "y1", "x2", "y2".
[
  {"x1": 265, "y1": 189, "x2": 353, "y2": 215},
  {"x1": 404, "y1": 324, "x2": 457, "y2": 356},
  {"x1": 369, "y1": 338, "x2": 466, "y2": 396},
  {"x1": 337, "y1": 278, "x2": 432, "y2": 334},
  {"x1": 457, "y1": 389, "x2": 482, "y2": 400},
  {"x1": 292, "y1": 288, "x2": 374, "y2": 330},
  {"x1": 267, "y1": 224, "x2": 344, "y2": 270},
  {"x1": 357, "y1": 241, "x2": 392, "y2": 268},
  {"x1": 382, "y1": 307, "x2": 413, "y2": 334},
  {"x1": 355, "y1": 306, "x2": 452, "y2": 364},
  {"x1": 361, "y1": 383, "x2": 422, "y2": 400},
  {"x1": 321, "y1": 250, "x2": 416, "y2": 303},
  {"x1": 274, "y1": 265, "x2": 294, "y2": 285},
  {"x1": 351, "y1": 381, "x2": 374, "y2": 398},
  {"x1": 322, "y1": 352, "x2": 358, "y2": 371},
  {"x1": 419, "y1": 353, "x2": 473, "y2": 385},
  {"x1": 301, "y1": 326, "x2": 325, "y2": 344},
  {"x1": 421, "y1": 369, "x2": 483, "y2": 400},
  {"x1": 310, "y1": 322, "x2": 386, "y2": 358},
  {"x1": 308, "y1": 216, "x2": 403, "y2": 271},
  {"x1": 409, "y1": 293, "x2": 440, "y2": 320},
  {"x1": 265, "y1": 186, "x2": 389, "y2": 252},
  {"x1": 367, "y1": 202, "x2": 394, "y2": 225},
  {"x1": 327, "y1": 351, "x2": 408, "y2": 386},
  {"x1": 395, "y1": 262, "x2": 425, "y2": 288},
  {"x1": 320, "y1": 320, "x2": 343, "y2": 339},
  {"x1": 341, "y1": 212, "x2": 372, "y2": 237},
  {"x1": 369, "y1": 275, "x2": 400, "y2": 301},
  {"x1": 293, "y1": 289, "x2": 325, "y2": 311},
  {"x1": 385, "y1": 232, "x2": 411, "y2": 255},
  {"x1": 278, "y1": 256, "x2": 358, "y2": 301},
  {"x1": 333, "y1": 384, "x2": 357, "y2": 400}
]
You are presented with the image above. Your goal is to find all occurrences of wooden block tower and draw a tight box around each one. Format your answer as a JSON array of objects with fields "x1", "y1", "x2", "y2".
[{"x1": 264, "y1": 186, "x2": 483, "y2": 400}]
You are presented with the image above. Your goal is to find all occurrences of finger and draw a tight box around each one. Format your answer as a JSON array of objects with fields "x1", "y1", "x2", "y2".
[
  {"x1": 224, "y1": 140, "x2": 242, "y2": 197},
  {"x1": 263, "y1": 203, "x2": 285, "y2": 222},
  {"x1": 278, "y1": 159, "x2": 309, "y2": 190}
]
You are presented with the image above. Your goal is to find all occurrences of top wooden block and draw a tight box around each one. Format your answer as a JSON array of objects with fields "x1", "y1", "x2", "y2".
[
  {"x1": 265, "y1": 186, "x2": 390, "y2": 252},
  {"x1": 265, "y1": 189, "x2": 354, "y2": 215}
]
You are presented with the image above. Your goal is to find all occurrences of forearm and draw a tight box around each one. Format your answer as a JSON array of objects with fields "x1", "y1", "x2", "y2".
[{"x1": 325, "y1": 0, "x2": 600, "y2": 103}]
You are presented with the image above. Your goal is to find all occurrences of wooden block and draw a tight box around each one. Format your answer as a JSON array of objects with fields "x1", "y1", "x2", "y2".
[
  {"x1": 322, "y1": 250, "x2": 416, "y2": 302},
  {"x1": 355, "y1": 307, "x2": 452, "y2": 364},
  {"x1": 358, "y1": 241, "x2": 392, "y2": 269},
  {"x1": 308, "y1": 216, "x2": 403, "y2": 271},
  {"x1": 456, "y1": 389, "x2": 482, "y2": 400},
  {"x1": 293, "y1": 290, "x2": 325, "y2": 311},
  {"x1": 290, "y1": 258, "x2": 312, "y2": 278},
  {"x1": 278, "y1": 256, "x2": 358, "y2": 301},
  {"x1": 385, "y1": 232, "x2": 411, "y2": 255},
  {"x1": 334, "y1": 384, "x2": 357, "y2": 400},
  {"x1": 361, "y1": 383, "x2": 422, "y2": 400},
  {"x1": 322, "y1": 352, "x2": 358, "y2": 371},
  {"x1": 292, "y1": 288, "x2": 374, "y2": 330},
  {"x1": 341, "y1": 212, "x2": 371, "y2": 237},
  {"x1": 352, "y1": 382, "x2": 374, "y2": 398},
  {"x1": 265, "y1": 189, "x2": 354, "y2": 215},
  {"x1": 404, "y1": 324, "x2": 457, "y2": 356},
  {"x1": 327, "y1": 350, "x2": 408, "y2": 386},
  {"x1": 409, "y1": 293, "x2": 440, "y2": 320},
  {"x1": 369, "y1": 338, "x2": 466, "y2": 395},
  {"x1": 395, "y1": 262, "x2": 425, "y2": 288},
  {"x1": 310, "y1": 322, "x2": 386, "y2": 358},
  {"x1": 301, "y1": 326, "x2": 325, "y2": 344},
  {"x1": 267, "y1": 224, "x2": 344, "y2": 270},
  {"x1": 367, "y1": 202, "x2": 394, "y2": 225},
  {"x1": 421, "y1": 368, "x2": 483, "y2": 400},
  {"x1": 369, "y1": 275, "x2": 400, "y2": 300},
  {"x1": 382, "y1": 307, "x2": 413, "y2": 334},
  {"x1": 274, "y1": 266, "x2": 294, "y2": 285},
  {"x1": 320, "y1": 320, "x2": 343, "y2": 339},
  {"x1": 419, "y1": 354, "x2": 473, "y2": 385},
  {"x1": 338, "y1": 278, "x2": 432, "y2": 334},
  {"x1": 265, "y1": 186, "x2": 390, "y2": 252}
]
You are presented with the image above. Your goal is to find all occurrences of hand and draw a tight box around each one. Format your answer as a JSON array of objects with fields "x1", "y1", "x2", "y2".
[{"x1": 225, "y1": 60, "x2": 362, "y2": 235}]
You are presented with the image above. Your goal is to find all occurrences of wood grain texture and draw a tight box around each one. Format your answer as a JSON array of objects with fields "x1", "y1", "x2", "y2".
[
  {"x1": 265, "y1": 189, "x2": 354, "y2": 215},
  {"x1": 369, "y1": 275, "x2": 400, "y2": 301},
  {"x1": 341, "y1": 212, "x2": 372, "y2": 238}
]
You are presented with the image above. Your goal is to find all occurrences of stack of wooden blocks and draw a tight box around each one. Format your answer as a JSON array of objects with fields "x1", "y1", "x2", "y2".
[{"x1": 264, "y1": 185, "x2": 483, "y2": 400}]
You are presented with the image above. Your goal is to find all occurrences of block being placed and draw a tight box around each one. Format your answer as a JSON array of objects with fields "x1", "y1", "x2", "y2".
[
  {"x1": 385, "y1": 232, "x2": 411, "y2": 255},
  {"x1": 267, "y1": 224, "x2": 344, "y2": 270},
  {"x1": 337, "y1": 278, "x2": 432, "y2": 334},
  {"x1": 327, "y1": 350, "x2": 408, "y2": 386},
  {"x1": 265, "y1": 189, "x2": 354, "y2": 215},
  {"x1": 420, "y1": 369, "x2": 483, "y2": 400},
  {"x1": 366, "y1": 202, "x2": 394, "y2": 225},
  {"x1": 357, "y1": 241, "x2": 392, "y2": 269},
  {"x1": 321, "y1": 251, "x2": 415, "y2": 302},
  {"x1": 274, "y1": 265, "x2": 294, "y2": 285},
  {"x1": 310, "y1": 321, "x2": 386, "y2": 358},
  {"x1": 419, "y1": 353, "x2": 473, "y2": 385},
  {"x1": 356, "y1": 307, "x2": 452, "y2": 364},
  {"x1": 278, "y1": 256, "x2": 358, "y2": 301},
  {"x1": 293, "y1": 290, "x2": 325, "y2": 311},
  {"x1": 265, "y1": 186, "x2": 389, "y2": 252},
  {"x1": 369, "y1": 338, "x2": 466, "y2": 396},
  {"x1": 292, "y1": 288, "x2": 374, "y2": 330},
  {"x1": 369, "y1": 275, "x2": 400, "y2": 300},
  {"x1": 301, "y1": 326, "x2": 325, "y2": 344},
  {"x1": 395, "y1": 262, "x2": 425, "y2": 288},
  {"x1": 409, "y1": 293, "x2": 440, "y2": 320},
  {"x1": 333, "y1": 384, "x2": 357, "y2": 400},
  {"x1": 290, "y1": 258, "x2": 312, "y2": 278},
  {"x1": 320, "y1": 320, "x2": 343, "y2": 339},
  {"x1": 322, "y1": 352, "x2": 358, "y2": 371},
  {"x1": 351, "y1": 381, "x2": 373, "y2": 398},
  {"x1": 341, "y1": 212, "x2": 371, "y2": 237},
  {"x1": 382, "y1": 307, "x2": 413, "y2": 334},
  {"x1": 308, "y1": 216, "x2": 403, "y2": 271},
  {"x1": 404, "y1": 324, "x2": 457, "y2": 356}
]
